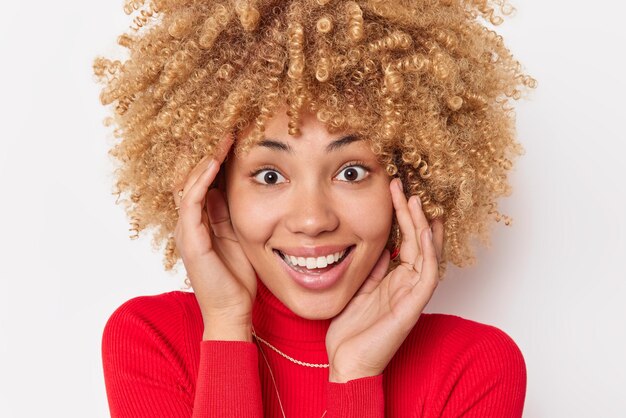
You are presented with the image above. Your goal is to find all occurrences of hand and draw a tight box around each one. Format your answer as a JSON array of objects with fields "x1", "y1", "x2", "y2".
[
  {"x1": 173, "y1": 134, "x2": 257, "y2": 341},
  {"x1": 325, "y1": 178, "x2": 444, "y2": 382}
]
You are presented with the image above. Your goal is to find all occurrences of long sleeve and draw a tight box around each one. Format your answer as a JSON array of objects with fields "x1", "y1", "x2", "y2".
[
  {"x1": 326, "y1": 374, "x2": 384, "y2": 417},
  {"x1": 193, "y1": 341, "x2": 263, "y2": 417},
  {"x1": 102, "y1": 296, "x2": 263, "y2": 417}
]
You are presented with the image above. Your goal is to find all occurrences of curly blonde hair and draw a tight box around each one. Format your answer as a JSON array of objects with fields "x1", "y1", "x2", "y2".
[{"x1": 93, "y1": 0, "x2": 536, "y2": 278}]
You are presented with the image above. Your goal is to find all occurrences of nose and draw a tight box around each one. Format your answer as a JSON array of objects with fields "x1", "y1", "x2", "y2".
[{"x1": 284, "y1": 186, "x2": 339, "y2": 237}]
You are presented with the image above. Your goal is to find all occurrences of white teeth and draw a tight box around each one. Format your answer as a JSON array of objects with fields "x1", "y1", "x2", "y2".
[
  {"x1": 280, "y1": 248, "x2": 348, "y2": 269},
  {"x1": 306, "y1": 258, "x2": 316, "y2": 269}
]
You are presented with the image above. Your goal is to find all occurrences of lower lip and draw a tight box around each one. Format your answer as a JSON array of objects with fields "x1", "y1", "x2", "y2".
[{"x1": 274, "y1": 247, "x2": 355, "y2": 291}]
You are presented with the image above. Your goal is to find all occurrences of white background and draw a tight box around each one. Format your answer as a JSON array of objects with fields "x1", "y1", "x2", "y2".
[{"x1": 1, "y1": 1, "x2": 624, "y2": 417}]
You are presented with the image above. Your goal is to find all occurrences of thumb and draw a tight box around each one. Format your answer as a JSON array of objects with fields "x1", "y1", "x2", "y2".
[
  {"x1": 206, "y1": 188, "x2": 237, "y2": 241},
  {"x1": 354, "y1": 249, "x2": 390, "y2": 296}
]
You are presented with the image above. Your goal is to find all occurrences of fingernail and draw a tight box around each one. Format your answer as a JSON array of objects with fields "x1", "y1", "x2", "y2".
[
  {"x1": 396, "y1": 178, "x2": 403, "y2": 192},
  {"x1": 428, "y1": 228, "x2": 433, "y2": 239},
  {"x1": 206, "y1": 159, "x2": 216, "y2": 170}
]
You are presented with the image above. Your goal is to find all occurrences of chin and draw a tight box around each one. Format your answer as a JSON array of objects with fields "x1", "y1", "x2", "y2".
[
  {"x1": 281, "y1": 287, "x2": 349, "y2": 320},
  {"x1": 293, "y1": 305, "x2": 339, "y2": 320}
]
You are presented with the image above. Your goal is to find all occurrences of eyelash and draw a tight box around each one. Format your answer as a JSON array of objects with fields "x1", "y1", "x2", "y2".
[{"x1": 250, "y1": 160, "x2": 372, "y2": 187}]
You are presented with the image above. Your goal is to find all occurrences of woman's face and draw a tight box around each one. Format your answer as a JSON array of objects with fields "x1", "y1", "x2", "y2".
[{"x1": 224, "y1": 108, "x2": 393, "y2": 319}]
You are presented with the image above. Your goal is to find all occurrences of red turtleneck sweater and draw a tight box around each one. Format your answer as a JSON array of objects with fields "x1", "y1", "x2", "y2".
[{"x1": 102, "y1": 276, "x2": 526, "y2": 417}]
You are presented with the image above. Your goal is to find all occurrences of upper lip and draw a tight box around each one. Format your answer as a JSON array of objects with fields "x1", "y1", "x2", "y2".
[{"x1": 274, "y1": 244, "x2": 354, "y2": 258}]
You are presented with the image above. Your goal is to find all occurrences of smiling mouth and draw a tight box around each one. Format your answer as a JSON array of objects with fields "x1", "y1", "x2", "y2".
[{"x1": 273, "y1": 246, "x2": 355, "y2": 275}]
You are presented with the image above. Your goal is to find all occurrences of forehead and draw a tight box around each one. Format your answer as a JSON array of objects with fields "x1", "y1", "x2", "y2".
[
  {"x1": 229, "y1": 129, "x2": 373, "y2": 168},
  {"x1": 230, "y1": 104, "x2": 377, "y2": 160},
  {"x1": 254, "y1": 134, "x2": 363, "y2": 155},
  {"x1": 232, "y1": 107, "x2": 357, "y2": 152}
]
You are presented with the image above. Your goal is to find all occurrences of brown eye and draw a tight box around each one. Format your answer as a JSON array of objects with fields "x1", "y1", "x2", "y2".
[
  {"x1": 336, "y1": 165, "x2": 368, "y2": 182},
  {"x1": 253, "y1": 169, "x2": 286, "y2": 185},
  {"x1": 264, "y1": 172, "x2": 278, "y2": 184}
]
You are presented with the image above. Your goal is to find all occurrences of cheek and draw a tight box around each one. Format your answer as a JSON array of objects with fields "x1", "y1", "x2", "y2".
[
  {"x1": 339, "y1": 185, "x2": 393, "y2": 242},
  {"x1": 227, "y1": 189, "x2": 280, "y2": 247}
]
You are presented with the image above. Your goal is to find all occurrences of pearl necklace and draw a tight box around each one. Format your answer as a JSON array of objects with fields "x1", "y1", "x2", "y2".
[{"x1": 251, "y1": 325, "x2": 328, "y2": 418}]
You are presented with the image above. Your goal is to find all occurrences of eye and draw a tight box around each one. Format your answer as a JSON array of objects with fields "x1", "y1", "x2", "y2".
[
  {"x1": 336, "y1": 165, "x2": 369, "y2": 182},
  {"x1": 252, "y1": 169, "x2": 287, "y2": 185}
]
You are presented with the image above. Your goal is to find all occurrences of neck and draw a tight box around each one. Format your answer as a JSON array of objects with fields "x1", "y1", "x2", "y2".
[{"x1": 251, "y1": 275, "x2": 332, "y2": 362}]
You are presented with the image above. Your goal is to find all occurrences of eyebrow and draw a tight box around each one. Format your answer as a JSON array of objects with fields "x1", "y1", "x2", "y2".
[{"x1": 256, "y1": 134, "x2": 362, "y2": 154}]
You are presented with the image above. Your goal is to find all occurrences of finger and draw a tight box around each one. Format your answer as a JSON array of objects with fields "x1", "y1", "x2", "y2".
[
  {"x1": 407, "y1": 194, "x2": 430, "y2": 258},
  {"x1": 172, "y1": 155, "x2": 212, "y2": 204},
  {"x1": 431, "y1": 218, "x2": 444, "y2": 263},
  {"x1": 355, "y1": 249, "x2": 390, "y2": 296},
  {"x1": 215, "y1": 132, "x2": 235, "y2": 163},
  {"x1": 187, "y1": 156, "x2": 215, "y2": 187},
  {"x1": 179, "y1": 160, "x2": 220, "y2": 230},
  {"x1": 173, "y1": 134, "x2": 234, "y2": 206},
  {"x1": 390, "y1": 178, "x2": 419, "y2": 264},
  {"x1": 206, "y1": 187, "x2": 237, "y2": 241},
  {"x1": 412, "y1": 227, "x2": 439, "y2": 292}
]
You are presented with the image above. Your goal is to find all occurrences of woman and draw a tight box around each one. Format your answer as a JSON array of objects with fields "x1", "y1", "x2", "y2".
[{"x1": 94, "y1": 0, "x2": 535, "y2": 416}]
